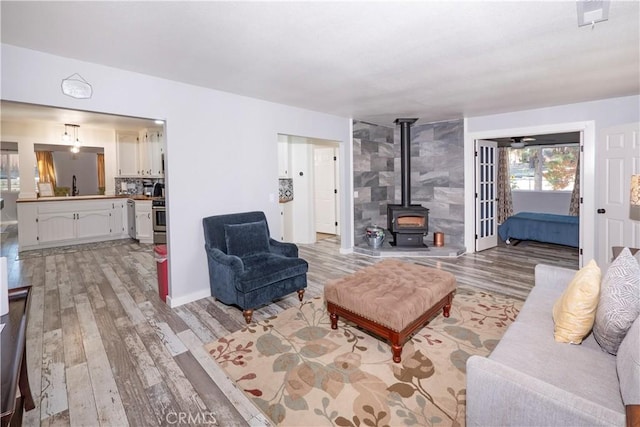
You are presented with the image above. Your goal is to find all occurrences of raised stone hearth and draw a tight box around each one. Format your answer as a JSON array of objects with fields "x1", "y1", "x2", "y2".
[{"x1": 353, "y1": 240, "x2": 465, "y2": 257}]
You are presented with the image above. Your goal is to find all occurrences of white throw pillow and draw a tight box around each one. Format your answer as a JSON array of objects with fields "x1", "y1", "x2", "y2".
[{"x1": 593, "y1": 248, "x2": 640, "y2": 355}]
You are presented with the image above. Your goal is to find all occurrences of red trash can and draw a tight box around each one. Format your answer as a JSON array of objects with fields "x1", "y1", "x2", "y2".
[{"x1": 154, "y1": 245, "x2": 168, "y2": 302}]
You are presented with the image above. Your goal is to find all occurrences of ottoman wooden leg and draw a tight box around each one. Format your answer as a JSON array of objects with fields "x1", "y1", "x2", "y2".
[
  {"x1": 443, "y1": 293, "x2": 453, "y2": 318},
  {"x1": 297, "y1": 289, "x2": 305, "y2": 301},
  {"x1": 391, "y1": 342, "x2": 403, "y2": 363},
  {"x1": 330, "y1": 312, "x2": 338, "y2": 329}
]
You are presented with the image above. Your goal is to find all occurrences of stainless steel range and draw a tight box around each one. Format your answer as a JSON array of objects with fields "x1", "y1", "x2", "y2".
[{"x1": 152, "y1": 198, "x2": 166, "y2": 244}]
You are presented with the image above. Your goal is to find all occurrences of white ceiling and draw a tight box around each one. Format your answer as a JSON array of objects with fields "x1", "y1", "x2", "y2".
[{"x1": 1, "y1": 1, "x2": 639, "y2": 127}]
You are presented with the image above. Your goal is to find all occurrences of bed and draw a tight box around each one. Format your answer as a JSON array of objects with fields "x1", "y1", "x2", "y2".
[{"x1": 498, "y1": 212, "x2": 579, "y2": 248}]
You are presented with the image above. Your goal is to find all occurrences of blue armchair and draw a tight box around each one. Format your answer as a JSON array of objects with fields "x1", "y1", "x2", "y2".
[{"x1": 202, "y1": 211, "x2": 308, "y2": 323}]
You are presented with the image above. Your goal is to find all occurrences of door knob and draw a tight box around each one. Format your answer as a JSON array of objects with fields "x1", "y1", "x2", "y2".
[{"x1": 597, "y1": 208, "x2": 606, "y2": 214}]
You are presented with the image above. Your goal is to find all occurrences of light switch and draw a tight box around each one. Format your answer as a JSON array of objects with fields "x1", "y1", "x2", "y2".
[{"x1": 354, "y1": 191, "x2": 359, "y2": 198}]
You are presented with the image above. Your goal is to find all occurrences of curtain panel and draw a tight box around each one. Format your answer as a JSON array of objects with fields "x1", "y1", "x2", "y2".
[
  {"x1": 497, "y1": 147, "x2": 513, "y2": 223},
  {"x1": 35, "y1": 151, "x2": 57, "y2": 189},
  {"x1": 97, "y1": 153, "x2": 105, "y2": 193},
  {"x1": 569, "y1": 155, "x2": 580, "y2": 216}
]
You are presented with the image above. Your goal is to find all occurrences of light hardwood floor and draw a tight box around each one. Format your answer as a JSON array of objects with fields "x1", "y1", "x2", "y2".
[{"x1": 1, "y1": 224, "x2": 577, "y2": 426}]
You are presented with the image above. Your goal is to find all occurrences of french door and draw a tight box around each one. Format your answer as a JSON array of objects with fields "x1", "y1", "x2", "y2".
[{"x1": 475, "y1": 140, "x2": 498, "y2": 251}]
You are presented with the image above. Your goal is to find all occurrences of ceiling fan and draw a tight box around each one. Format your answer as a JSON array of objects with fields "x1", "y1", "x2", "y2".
[{"x1": 510, "y1": 137, "x2": 536, "y2": 149}]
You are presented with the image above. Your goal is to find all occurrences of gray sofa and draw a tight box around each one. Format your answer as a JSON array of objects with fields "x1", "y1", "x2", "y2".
[{"x1": 466, "y1": 263, "x2": 638, "y2": 426}]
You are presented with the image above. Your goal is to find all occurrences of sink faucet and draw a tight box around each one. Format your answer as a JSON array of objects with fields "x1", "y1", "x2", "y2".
[{"x1": 72, "y1": 174, "x2": 78, "y2": 196}]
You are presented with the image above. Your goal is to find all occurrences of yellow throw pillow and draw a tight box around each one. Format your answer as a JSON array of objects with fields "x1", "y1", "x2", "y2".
[{"x1": 552, "y1": 260, "x2": 602, "y2": 344}]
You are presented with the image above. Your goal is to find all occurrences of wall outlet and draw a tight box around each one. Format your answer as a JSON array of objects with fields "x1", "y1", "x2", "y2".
[{"x1": 354, "y1": 190, "x2": 359, "y2": 198}]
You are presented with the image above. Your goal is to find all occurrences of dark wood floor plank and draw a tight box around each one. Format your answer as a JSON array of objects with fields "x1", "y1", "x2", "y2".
[
  {"x1": 173, "y1": 351, "x2": 246, "y2": 425},
  {"x1": 60, "y1": 306, "x2": 86, "y2": 368},
  {"x1": 91, "y1": 307, "x2": 159, "y2": 426}
]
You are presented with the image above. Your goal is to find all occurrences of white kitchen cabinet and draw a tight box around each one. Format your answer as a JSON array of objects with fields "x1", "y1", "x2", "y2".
[
  {"x1": 149, "y1": 130, "x2": 164, "y2": 177},
  {"x1": 116, "y1": 131, "x2": 139, "y2": 177},
  {"x1": 278, "y1": 141, "x2": 290, "y2": 178},
  {"x1": 37, "y1": 211, "x2": 76, "y2": 243},
  {"x1": 16, "y1": 203, "x2": 38, "y2": 248},
  {"x1": 138, "y1": 129, "x2": 164, "y2": 177},
  {"x1": 75, "y1": 208, "x2": 112, "y2": 240},
  {"x1": 17, "y1": 198, "x2": 131, "y2": 251},
  {"x1": 134, "y1": 199, "x2": 153, "y2": 244},
  {"x1": 279, "y1": 202, "x2": 293, "y2": 242},
  {"x1": 110, "y1": 199, "x2": 128, "y2": 238}
]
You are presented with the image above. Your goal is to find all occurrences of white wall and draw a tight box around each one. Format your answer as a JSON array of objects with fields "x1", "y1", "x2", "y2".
[
  {"x1": 52, "y1": 151, "x2": 100, "y2": 196},
  {"x1": 512, "y1": 191, "x2": 572, "y2": 215},
  {"x1": 465, "y1": 95, "x2": 640, "y2": 266},
  {"x1": 1, "y1": 44, "x2": 353, "y2": 306}
]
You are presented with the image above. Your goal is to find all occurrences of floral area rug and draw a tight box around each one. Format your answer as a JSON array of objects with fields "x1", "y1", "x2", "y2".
[{"x1": 205, "y1": 289, "x2": 521, "y2": 427}]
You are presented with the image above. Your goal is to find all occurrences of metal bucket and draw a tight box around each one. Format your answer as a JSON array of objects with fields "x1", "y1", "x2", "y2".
[{"x1": 365, "y1": 226, "x2": 385, "y2": 248}]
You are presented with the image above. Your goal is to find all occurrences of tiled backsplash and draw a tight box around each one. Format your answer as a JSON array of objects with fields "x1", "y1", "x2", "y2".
[
  {"x1": 279, "y1": 178, "x2": 293, "y2": 202},
  {"x1": 114, "y1": 177, "x2": 164, "y2": 195}
]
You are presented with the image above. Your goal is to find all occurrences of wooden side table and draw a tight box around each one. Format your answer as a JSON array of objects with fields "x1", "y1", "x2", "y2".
[{"x1": 1, "y1": 286, "x2": 35, "y2": 427}]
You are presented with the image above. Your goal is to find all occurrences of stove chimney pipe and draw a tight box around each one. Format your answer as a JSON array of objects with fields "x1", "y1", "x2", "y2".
[{"x1": 394, "y1": 118, "x2": 418, "y2": 208}]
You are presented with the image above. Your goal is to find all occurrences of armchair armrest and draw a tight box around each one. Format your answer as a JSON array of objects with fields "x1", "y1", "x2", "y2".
[
  {"x1": 269, "y1": 238, "x2": 299, "y2": 258},
  {"x1": 204, "y1": 244, "x2": 244, "y2": 272}
]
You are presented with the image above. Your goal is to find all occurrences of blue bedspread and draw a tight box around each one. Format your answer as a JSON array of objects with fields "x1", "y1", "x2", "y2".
[{"x1": 498, "y1": 212, "x2": 579, "y2": 247}]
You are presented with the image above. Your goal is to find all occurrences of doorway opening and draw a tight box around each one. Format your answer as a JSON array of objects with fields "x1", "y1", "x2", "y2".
[
  {"x1": 470, "y1": 129, "x2": 585, "y2": 268},
  {"x1": 277, "y1": 134, "x2": 341, "y2": 244}
]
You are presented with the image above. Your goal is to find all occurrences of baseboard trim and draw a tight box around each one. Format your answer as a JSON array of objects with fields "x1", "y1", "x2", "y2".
[{"x1": 167, "y1": 287, "x2": 211, "y2": 308}]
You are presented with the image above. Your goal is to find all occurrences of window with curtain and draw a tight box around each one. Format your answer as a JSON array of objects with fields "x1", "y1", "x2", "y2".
[
  {"x1": 509, "y1": 145, "x2": 579, "y2": 191},
  {"x1": 35, "y1": 151, "x2": 57, "y2": 189},
  {"x1": 97, "y1": 153, "x2": 105, "y2": 194}
]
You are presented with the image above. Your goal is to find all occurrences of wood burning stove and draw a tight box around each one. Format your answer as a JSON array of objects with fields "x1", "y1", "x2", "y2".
[{"x1": 387, "y1": 118, "x2": 429, "y2": 247}]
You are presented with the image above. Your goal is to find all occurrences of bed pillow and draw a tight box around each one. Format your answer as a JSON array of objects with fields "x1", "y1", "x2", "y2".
[
  {"x1": 224, "y1": 220, "x2": 270, "y2": 258},
  {"x1": 552, "y1": 259, "x2": 601, "y2": 344},
  {"x1": 593, "y1": 247, "x2": 640, "y2": 355}
]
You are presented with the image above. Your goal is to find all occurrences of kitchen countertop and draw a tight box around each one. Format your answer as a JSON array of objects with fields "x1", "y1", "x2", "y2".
[{"x1": 16, "y1": 195, "x2": 160, "y2": 203}]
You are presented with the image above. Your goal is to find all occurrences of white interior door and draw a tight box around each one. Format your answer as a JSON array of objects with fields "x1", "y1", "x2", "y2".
[
  {"x1": 597, "y1": 123, "x2": 640, "y2": 268},
  {"x1": 314, "y1": 147, "x2": 337, "y2": 235},
  {"x1": 475, "y1": 140, "x2": 498, "y2": 251}
]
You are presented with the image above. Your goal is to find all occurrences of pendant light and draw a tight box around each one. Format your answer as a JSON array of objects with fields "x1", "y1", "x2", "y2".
[
  {"x1": 65, "y1": 124, "x2": 81, "y2": 153},
  {"x1": 62, "y1": 124, "x2": 71, "y2": 143}
]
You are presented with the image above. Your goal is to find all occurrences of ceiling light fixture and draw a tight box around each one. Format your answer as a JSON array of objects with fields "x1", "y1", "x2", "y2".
[
  {"x1": 64, "y1": 124, "x2": 81, "y2": 153},
  {"x1": 510, "y1": 137, "x2": 536, "y2": 149},
  {"x1": 61, "y1": 73, "x2": 93, "y2": 99},
  {"x1": 61, "y1": 124, "x2": 71, "y2": 143},
  {"x1": 577, "y1": 0, "x2": 610, "y2": 27}
]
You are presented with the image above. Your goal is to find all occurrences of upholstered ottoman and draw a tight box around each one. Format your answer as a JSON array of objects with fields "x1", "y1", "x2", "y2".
[{"x1": 325, "y1": 259, "x2": 456, "y2": 362}]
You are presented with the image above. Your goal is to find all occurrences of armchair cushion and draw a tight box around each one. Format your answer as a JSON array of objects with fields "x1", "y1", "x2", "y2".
[
  {"x1": 224, "y1": 220, "x2": 270, "y2": 258},
  {"x1": 239, "y1": 253, "x2": 308, "y2": 292}
]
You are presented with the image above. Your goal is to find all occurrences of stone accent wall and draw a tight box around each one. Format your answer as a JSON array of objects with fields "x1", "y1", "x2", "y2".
[
  {"x1": 353, "y1": 119, "x2": 465, "y2": 247},
  {"x1": 395, "y1": 120, "x2": 465, "y2": 246},
  {"x1": 353, "y1": 121, "x2": 395, "y2": 245}
]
